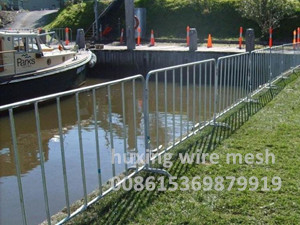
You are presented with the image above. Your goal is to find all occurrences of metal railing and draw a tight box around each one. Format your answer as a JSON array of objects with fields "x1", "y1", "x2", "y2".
[
  {"x1": 1, "y1": 43, "x2": 300, "y2": 225},
  {"x1": 144, "y1": 59, "x2": 216, "y2": 165},
  {"x1": 0, "y1": 75, "x2": 145, "y2": 225},
  {"x1": 215, "y1": 52, "x2": 250, "y2": 118}
]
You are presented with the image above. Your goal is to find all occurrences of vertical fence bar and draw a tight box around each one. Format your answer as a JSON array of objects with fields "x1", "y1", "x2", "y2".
[
  {"x1": 107, "y1": 86, "x2": 116, "y2": 179},
  {"x1": 9, "y1": 108, "x2": 27, "y2": 225},
  {"x1": 238, "y1": 55, "x2": 242, "y2": 99},
  {"x1": 132, "y1": 80, "x2": 138, "y2": 170},
  {"x1": 121, "y1": 83, "x2": 128, "y2": 176},
  {"x1": 213, "y1": 60, "x2": 218, "y2": 123},
  {"x1": 244, "y1": 54, "x2": 248, "y2": 96},
  {"x1": 75, "y1": 93, "x2": 88, "y2": 206},
  {"x1": 199, "y1": 64, "x2": 202, "y2": 125},
  {"x1": 92, "y1": 90, "x2": 103, "y2": 194},
  {"x1": 226, "y1": 58, "x2": 230, "y2": 108},
  {"x1": 180, "y1": 68, "x2": 183, "y2": 140},
  {"x1": 218, "y1": 60, "x2": 223, "y2": 113},
  {"x1": 187, "y1": 67, "x2": 190, "y2": 133},
  {"x1": 222, "y1": 59, "x2": 227, "y2": 111},
  {"x1": 247, "y1": 53, "x2": 252, "y2": 99},
  {"x1": 192, "y1": 65, "x2": 196, "y2": 132},
  {"x1": 34, "y1": 102, "x2": 51, "y2": 225},
  {"x1": 233, "y1": 56, "x2": 237, "y2": 103},
  {"x1": 144, "y1": 76, "x2": 150, "y2": 169},
  {"x1": 155, "y1": 73, "x2": 159, "y2": 150},
  {"x1": 56, "y1": 97, "x2": 71, "y2": 216},
  {"x1": 209, "y1": 61, "x2": 212, "y2": 119},
  {"x1": 229, "y1": 58, "x2": 234, "y2": 105},
  {"x1": 172, "y1": 70, "x2": 176, "y2": 146},
  {"x1": 204, "y1": 63, "x2": 207, "y2": 122},
  {"x1": 164, "y1": 71, "x2": 168, "y2": 151}
]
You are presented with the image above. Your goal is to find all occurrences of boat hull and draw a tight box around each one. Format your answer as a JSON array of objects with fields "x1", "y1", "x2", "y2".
[{"x1": 0, "y1": 64, "x2": 87, "y2": 106}]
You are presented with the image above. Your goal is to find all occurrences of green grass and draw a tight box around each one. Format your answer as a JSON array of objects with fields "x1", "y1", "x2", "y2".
[
  {"x1": 44, "y1": 1, "x2": 111, "y2": 31},
  {"x1": 64, "y1": 71, "x2": 300, "y2": 225}
]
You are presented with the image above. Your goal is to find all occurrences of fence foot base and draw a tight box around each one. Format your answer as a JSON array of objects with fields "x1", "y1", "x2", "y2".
[
  {"x1": 143, "y1": 167, "x2": 172, "y2": 177},
  {"x1": 244, "y1": 98, "x2": 259, "y2": 103},
  {"x1": 266, "y1": 84, "x2": 278, "y2": 89},
  {"x1": 210, "y1": 121, "x2": 230, "y2": 129}
]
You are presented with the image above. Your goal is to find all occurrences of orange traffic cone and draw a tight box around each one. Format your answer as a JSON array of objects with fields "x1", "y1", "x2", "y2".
[
  {"x1": 293, "y1": 30, "x2": 296, "y2": 49},
  {"x1": 137, "y1": 27, "x2": 141, "y2": 46},
  {"x1": 150, "y1": 29, "x2": 155, "y2": 46},
  {"x1": 207, "y1": 34, "x2": 212, "y2": 48}
]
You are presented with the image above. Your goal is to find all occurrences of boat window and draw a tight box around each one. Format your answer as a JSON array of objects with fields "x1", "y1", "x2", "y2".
[
  {"x1": 14, "y1": 37, "x2": 27, "y2": 52},
  {"x1": 28, "y1": 37, "x2": 39, "y2": 52}
]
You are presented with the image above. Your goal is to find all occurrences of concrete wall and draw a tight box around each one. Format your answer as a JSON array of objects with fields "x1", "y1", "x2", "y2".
[{"x1": 91, "y1": 49, "x2": 236, "y2": 77}]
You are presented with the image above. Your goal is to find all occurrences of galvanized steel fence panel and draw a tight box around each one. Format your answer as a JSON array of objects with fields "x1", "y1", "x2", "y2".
[
  {"x1": 215, "y1": 53, "x2": 250, "y2": 118},
  {"x1": 0, "y1": 75, "x2": 145, "y2": 225},
  {"x1": 144, "y1": 59, "x2": 216, "y2": 164}
]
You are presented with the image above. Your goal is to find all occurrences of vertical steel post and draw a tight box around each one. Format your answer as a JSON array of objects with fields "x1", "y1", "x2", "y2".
[
  {"x1": 92, "y1": 90, "x2": 103, "y2": 195},
  {"x1": 9, "y1": 109, "x2": 27, "y2": 225},
  {"x1": 75, "y1": 93, "x2": 88, "y2": 206},
  {"x1": 56, "y1": 97, "x2": 71, "y2": 216},
  {"x1": 213, "y1": 60, "x2": 218, "y2": 123},
  {"x1": 132, "y1": 80, "x2": 138, "y2": 170},
  {"x1": 121, "y1": 83, "x2": 128, "y2": 175},
  {"x1": 107, "y1": 86, "x2": 116, "y2": 179},
  {"x1": 34, "y1": 102, "x2": 51, "y2": 225}
]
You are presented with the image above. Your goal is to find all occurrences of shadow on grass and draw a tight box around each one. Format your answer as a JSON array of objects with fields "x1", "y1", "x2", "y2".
[{"x1": 68, "y1": 72, "x2": 299, "y2": 225}]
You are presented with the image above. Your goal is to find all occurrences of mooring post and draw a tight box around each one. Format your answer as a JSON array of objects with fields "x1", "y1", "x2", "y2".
[
  {"x1": 125, "y1": 0, "x2": 136, "y2": 50},
  {"x1": 245, "y1": 28, "x2": 255, "y2": 52},
  {"x1": 189, "y1": 28, "x2": 198, "y2": 51}
]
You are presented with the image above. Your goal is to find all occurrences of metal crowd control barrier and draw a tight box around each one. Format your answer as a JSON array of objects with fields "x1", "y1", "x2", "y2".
[
  {"x1": 0, "y1": 75, "x2": 145, "y2": 225},
  {"x1": 215, "y1": 52, "x2": 250, "y2": 118},
  {"x1": 144, "y1": 59, "x2": 216, "y2": 166},
  {"x1": 1, "y1": 43, "x2": 300, "y2": 225},
  {"x1": 250, "y1": 44, "x2": 300, "y2": 93}
]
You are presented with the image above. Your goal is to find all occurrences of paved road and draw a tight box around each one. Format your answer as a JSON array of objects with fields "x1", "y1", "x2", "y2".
[{"x1": 7, "y1": 10, "x2": 57, "y2": 29}]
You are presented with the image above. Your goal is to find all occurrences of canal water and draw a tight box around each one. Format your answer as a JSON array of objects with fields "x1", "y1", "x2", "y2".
[{"x1": 0, "y1": 75, "x2": 245, "y2": 225}]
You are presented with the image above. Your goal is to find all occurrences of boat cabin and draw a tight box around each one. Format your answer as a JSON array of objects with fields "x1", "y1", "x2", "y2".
[{"x1": 0, "y1": 31, "x2": 76, "y2": 80}]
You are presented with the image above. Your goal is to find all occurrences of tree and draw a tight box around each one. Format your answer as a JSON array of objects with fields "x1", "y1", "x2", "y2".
[{"x1": 238, "y1": 0, "x2": 297, "y2": 37}]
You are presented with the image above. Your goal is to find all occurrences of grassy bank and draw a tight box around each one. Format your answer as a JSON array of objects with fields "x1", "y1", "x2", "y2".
[
  {"x1": 64, "y1": 70, "x2": 300, "y2": 225},
  {"x1": 44, "y1": 0, "x2": 300, "y2": 42},
  {"x1": 44, "y1": 1, "x2": 111, "y2": 31}
]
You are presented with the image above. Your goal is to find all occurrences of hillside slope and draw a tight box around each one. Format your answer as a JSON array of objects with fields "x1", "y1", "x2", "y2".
[{"x1": 44, "y1": 0, "x2": 300, "y2": 41}]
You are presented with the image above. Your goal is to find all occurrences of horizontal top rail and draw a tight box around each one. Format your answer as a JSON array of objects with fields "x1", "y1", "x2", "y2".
[
  {"x1": 0, "y1": 74, "x2": 144, "y2": 111},
  {"x1": 217, "y1": 52, "x2": 249, "y2": 61},
  {"x1": 146, "y1": 58, "x2": 216, "y2": 79}
]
